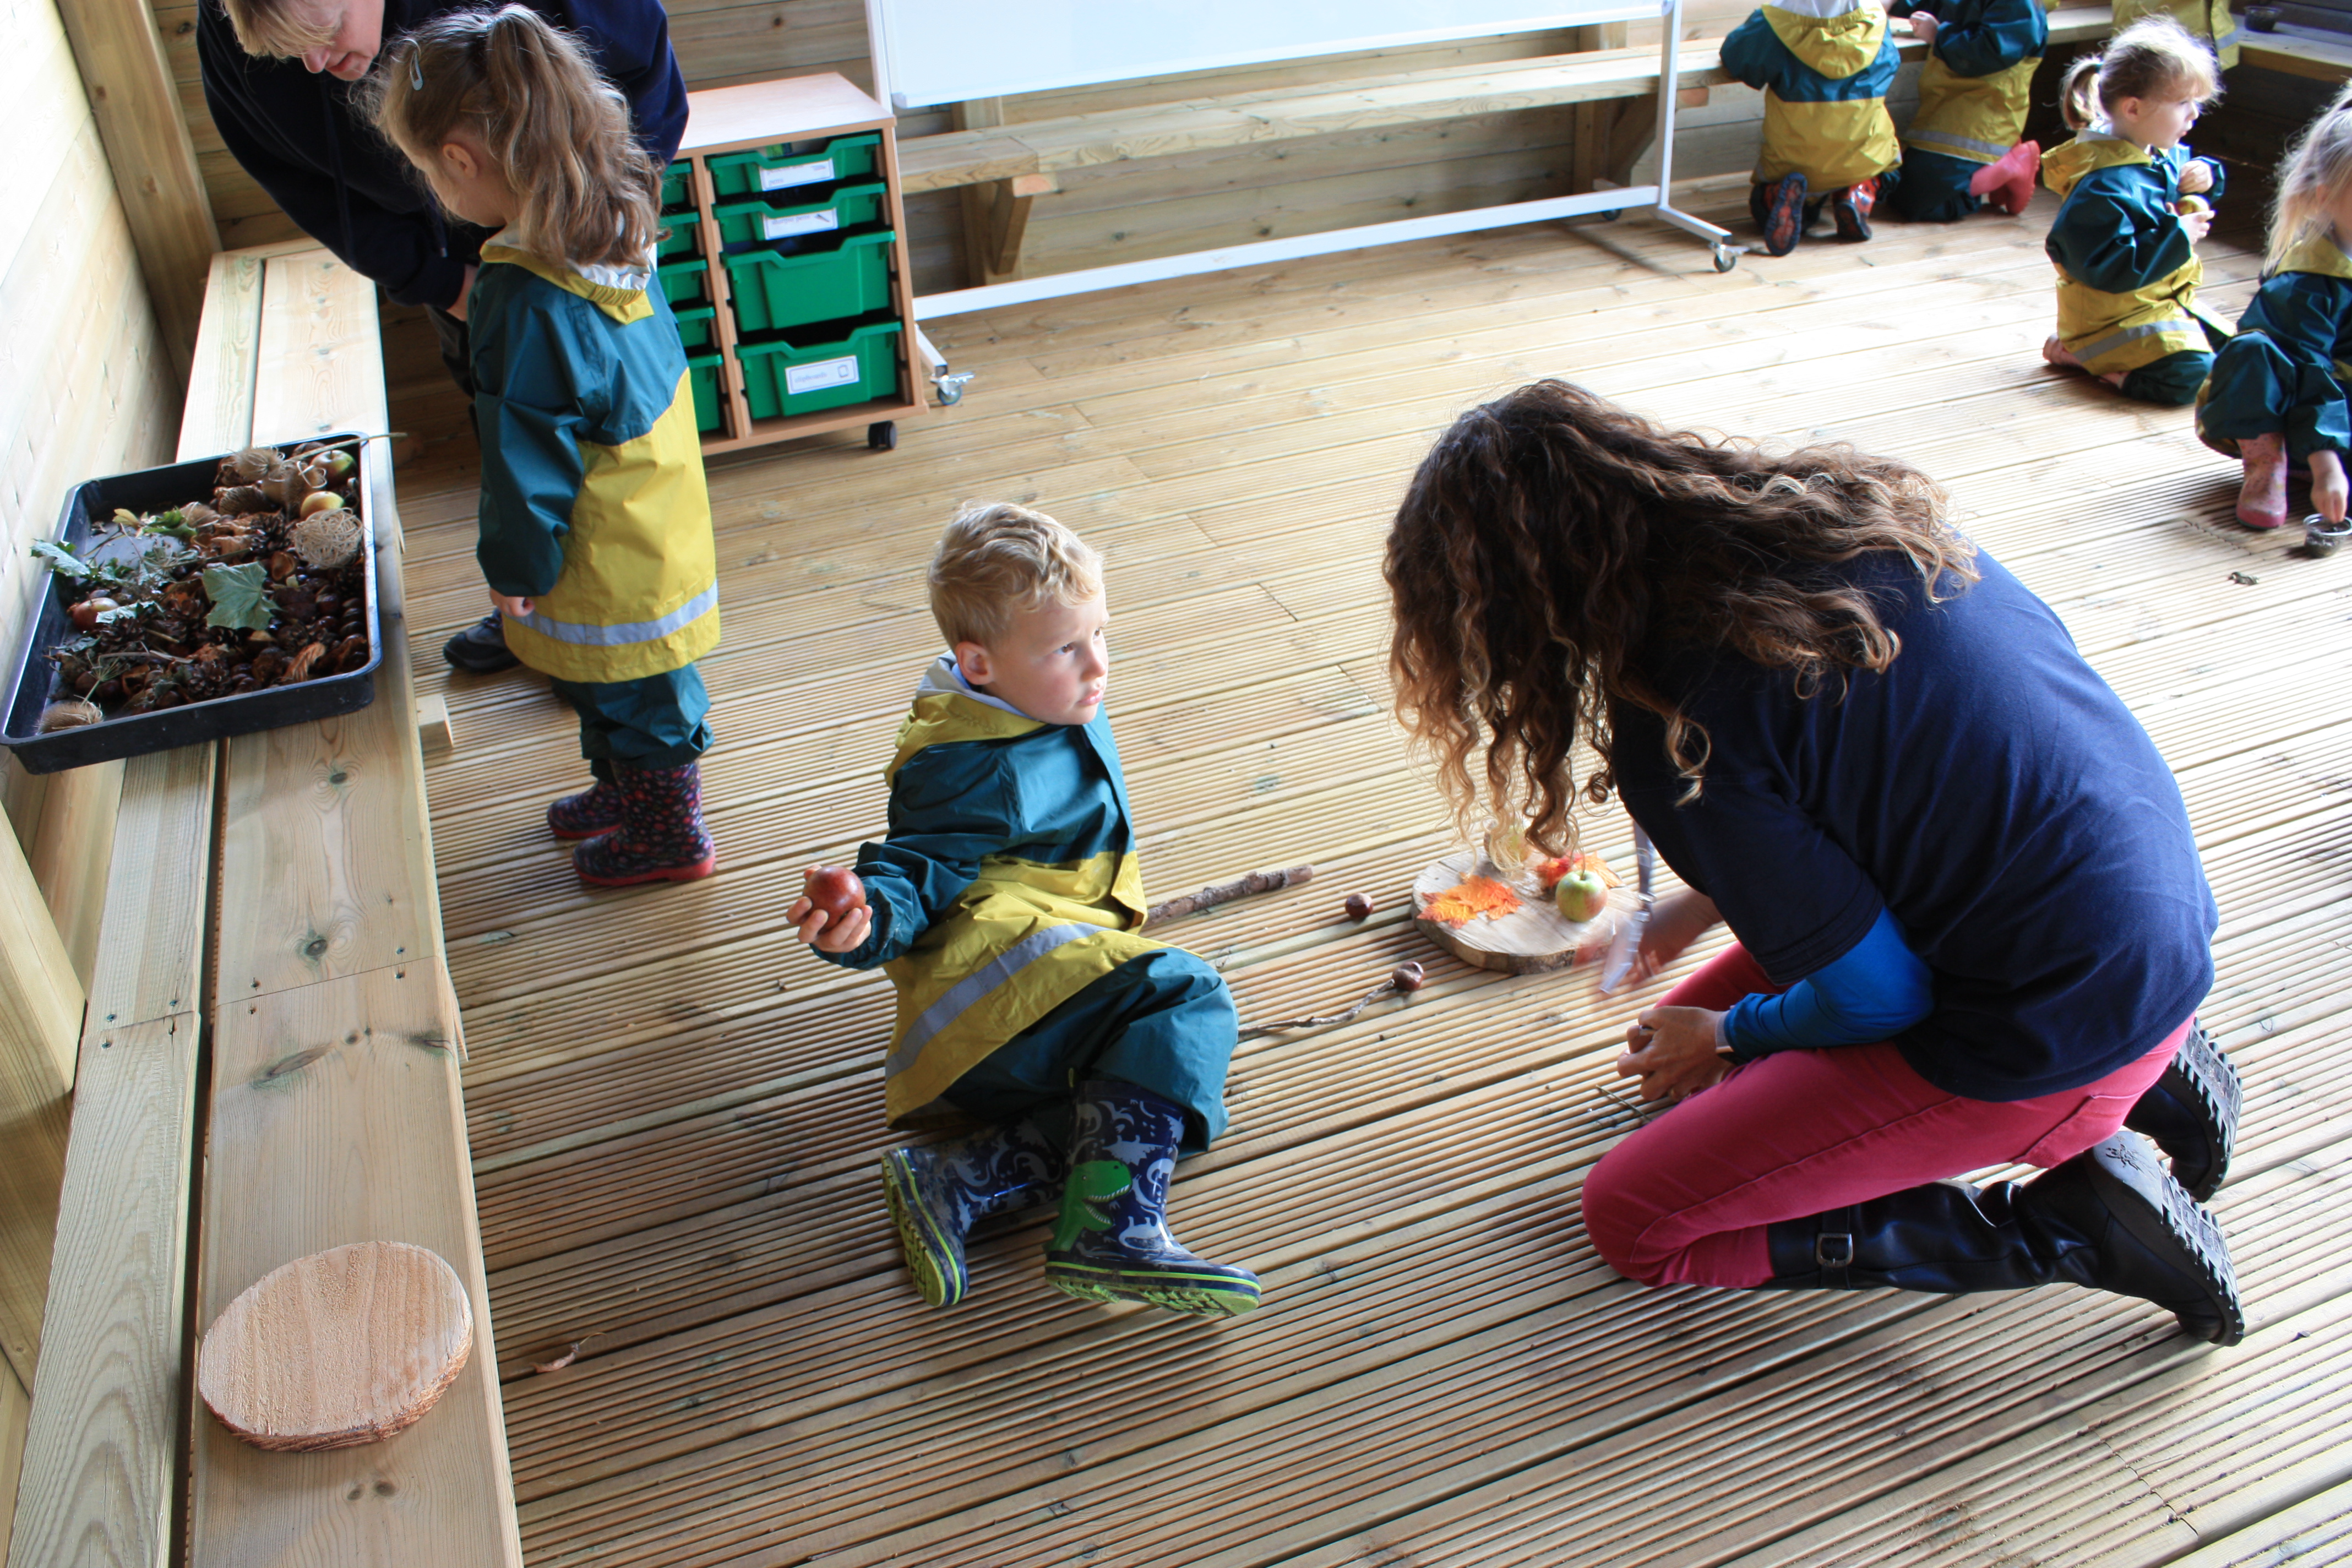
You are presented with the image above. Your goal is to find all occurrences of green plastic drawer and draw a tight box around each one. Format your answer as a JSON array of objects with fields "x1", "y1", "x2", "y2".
[
  {"x1": 713, "y1": 180, "x2": 886, "y2": 248},
  {"x1": 734, "y1": 317, "x2": 902, "y2": 420},
  {"x1": 723, "y1": 230, "x2": 895, "y2": 334},
  {"x1": 658, "y1": 257, "x2": 710, "y2": 308},
  {"x1": 660, "y1": 161, "x2": 690, "y2": 210},
  {"x1": 655, "y1": 202, "x2": 700, "y2": 260},
  {"x1": 673, "y1": 303, "x2": 717, "y2": 351},
  {"x1": 708, "y1": 132, "x2": 880, "y2": 199},
  {"x1": 687, "y1": 350, "x2": 725, "y2": 434}
]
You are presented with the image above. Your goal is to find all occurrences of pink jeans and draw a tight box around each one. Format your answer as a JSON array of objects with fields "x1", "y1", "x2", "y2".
[{"x1": 1580, "y1": 944, "x2": 2187, "y2": 1288}]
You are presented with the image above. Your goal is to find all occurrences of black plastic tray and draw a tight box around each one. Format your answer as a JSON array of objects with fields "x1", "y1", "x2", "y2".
[{"x1": 1, "y1": 435, "x2": 383, "y2": 774}]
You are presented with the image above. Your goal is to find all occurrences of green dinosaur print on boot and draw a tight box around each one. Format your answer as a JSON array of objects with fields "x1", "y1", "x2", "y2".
[{"x1": 1049, "y1": 1160, "x2": 1134, "y2": 1251}]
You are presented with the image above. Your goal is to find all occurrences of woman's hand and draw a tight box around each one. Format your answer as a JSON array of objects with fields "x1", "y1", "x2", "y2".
[
  {"x1": 1616, "y1": 1005, "x2": 1733, "y2": 1102},
  {"x1": 1626, "y1": 888, "x2": 1721, "y2": 984}
]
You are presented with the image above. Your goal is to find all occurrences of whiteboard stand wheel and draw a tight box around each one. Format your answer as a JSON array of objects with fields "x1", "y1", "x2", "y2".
[
  {"x1": 1712, "y1": 243, "x2": 1740, "y2": 274},
  {"x1": 934, "y1": 369, "x2": 973, "y2": 405},
  {"x1": 868, "y1": 421, "x2": 899, "y2": 451},
  {"x1": 1598, "y1": 208, "x2": 1623, "y2": 223}
]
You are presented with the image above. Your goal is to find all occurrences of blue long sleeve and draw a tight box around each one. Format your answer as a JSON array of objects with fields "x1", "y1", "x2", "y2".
[
  {"x1": 1930, "y1": 0, "x2": 2048, "y2": 78},
  {"x1": 1724, "y1": 906, "x2": 1934, "y2": 1057}
]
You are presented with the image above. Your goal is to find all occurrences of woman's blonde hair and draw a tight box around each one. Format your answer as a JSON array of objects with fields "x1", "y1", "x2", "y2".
[
  {"x1": 929, "y1": 503, "x2": 1103, "y2": 650},
  {"x1": 1386, "y1": 382, "x2": 1978, "y2": 850},
  {"x1": 2060, "y1": 15, "x2": 2222, "y2": 132},
  {"x1": 363, "y1": 6, "x2": 660, "y2": 269},
  {"x1": 2267, "y1": 82, "x2": 2352, "y2": 267}
]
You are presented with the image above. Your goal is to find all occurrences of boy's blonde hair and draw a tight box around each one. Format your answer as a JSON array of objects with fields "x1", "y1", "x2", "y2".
[
  {"x1": 928, "y1": 503, "x2": 1103, "y2": 650},
  {"x1": 2060, "y1": 15, "x2": 2222, "y2": 132},
  {"x1": 216, "y1": 0, "x2": 336, "y2": 61},
  {"x1": 361, "y1": 7, "x2": 661, "y2": 269},
  {"x1": 2267, "y1": 83, "x2": 2352, "y2": 268}
]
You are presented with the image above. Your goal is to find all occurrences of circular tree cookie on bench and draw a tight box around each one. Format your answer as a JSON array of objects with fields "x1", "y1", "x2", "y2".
[{"x1": 198, "y1": 1240, "x2": 474, "y2": 1452}]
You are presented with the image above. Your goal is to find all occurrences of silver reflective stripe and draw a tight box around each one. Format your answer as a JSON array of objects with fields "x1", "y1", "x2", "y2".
[
  {"x1": 2076, "y1": 317, "x2": 2197, "y2": 363},
  {"x1": 1906, "y1": 127, "x2": 2008, "y2": 162},
  {"x1": 514, "y1": 580, "x2": 718, "y2": 647},
  {"x1": 886, "y1": 923, "x2": 1097, "y2": 1076}
]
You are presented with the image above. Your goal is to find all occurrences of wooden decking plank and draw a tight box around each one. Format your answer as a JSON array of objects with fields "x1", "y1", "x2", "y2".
[{"x1": 2162, "y1": 1474, "x2": 2352, "y2": 1567}]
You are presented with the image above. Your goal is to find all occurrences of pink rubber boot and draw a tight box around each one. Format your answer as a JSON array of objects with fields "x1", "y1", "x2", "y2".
[
  {"x1": 2236, "y1": 432, "x2": 2290, "y2": 530},
  {"x1": 1970, "y1": 141, "x2": 2041, "y2": 216}
]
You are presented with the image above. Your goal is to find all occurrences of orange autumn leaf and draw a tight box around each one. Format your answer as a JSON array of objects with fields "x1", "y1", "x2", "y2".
[{"x1": 1421, "y1": 875, "x2": 1523, "y2": 926}]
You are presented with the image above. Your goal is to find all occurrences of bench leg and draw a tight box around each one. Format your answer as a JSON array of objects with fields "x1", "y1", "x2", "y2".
[{"x1": 960, "y1": 172, "x2": 1058, "y2": 287}]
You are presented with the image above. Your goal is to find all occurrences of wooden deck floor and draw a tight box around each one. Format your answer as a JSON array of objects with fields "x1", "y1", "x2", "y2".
[{"x1": 390, "y1": 180, "x2": 2352, "y2": 1566}]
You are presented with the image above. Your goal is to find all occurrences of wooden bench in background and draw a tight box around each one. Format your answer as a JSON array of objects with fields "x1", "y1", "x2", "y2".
[{"x1": 5, "y1": 241, "x2": 518, "y2": 1567}]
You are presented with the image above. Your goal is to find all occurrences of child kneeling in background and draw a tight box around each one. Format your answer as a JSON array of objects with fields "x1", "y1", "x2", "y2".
[
  {"x1": 1891, "y1": 0, "x2": 2048, "y2": 221},
  {"x1": 1722, "y1": 0, "x2": 1905, "y2": 255},
  {"x1": 368, "y1": 8, "x2": 721, "y2": 886},
  {"x1": 790, "y1": 504, "x2": 1260, "y2": 1318},
  {"x1": 2197, "y1": 84, "x2": 2352, "y2": 530}
]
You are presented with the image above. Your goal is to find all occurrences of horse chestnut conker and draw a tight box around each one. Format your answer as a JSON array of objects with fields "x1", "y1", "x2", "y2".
[
  {"x1": 1344, "y1": 892, "x2": 1374, "y2": 921},
  {"x1": 804, "y1": 867, "x2": 864, "y2": 922},
  {"x1": 1391, "y1": 961, "x2": 1425, "y2": 993}
]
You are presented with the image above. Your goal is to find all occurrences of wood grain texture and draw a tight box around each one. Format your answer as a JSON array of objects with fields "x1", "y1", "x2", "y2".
[
  {"x1": 81, "y1": 744, "x2": 217, "y2": 1032},
  {"x1": 18, "y1": 760, "x2": 124, "y2": 990},
  {"x1": 0, "y1": 1363, "x2": 26, "y2": 1560},
  {"x1": 3, "y1": 1015, "x2": 197, "y2": 1568},
  {"x1": 0, "y1": 820, "x2": 81, "y2": 1390}
]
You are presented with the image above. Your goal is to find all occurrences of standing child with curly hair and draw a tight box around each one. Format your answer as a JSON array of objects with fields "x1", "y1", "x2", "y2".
[
  {"x1": 367, "y1": 6, "x2": 722, "y2": 886},
  {"x1": 2197, "y1": 85, "x2": 2352, "y2": 529},
  {"x1": 1722, "y1": 0, "x2": 1907, "y2": 255},
  {"x1": 2040, "y1": 16, "x2": 2228, "y2": 405}
]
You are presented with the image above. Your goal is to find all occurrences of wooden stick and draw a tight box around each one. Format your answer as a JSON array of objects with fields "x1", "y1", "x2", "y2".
[{"x1": 1144, "y1": 864, "x2": 1314, "y2": 927}]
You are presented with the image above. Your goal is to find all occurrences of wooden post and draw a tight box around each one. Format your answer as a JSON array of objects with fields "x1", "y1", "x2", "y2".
[
  {"x1": 1568, "y1": 22, "x2": 1632, "y2": 193},
  {"x1": 955, "y1": 96, "x2": 1050, "y2": 285},
  {"x1": 0, "y1": 823, "x2": 81, "y2": 1390},
  {"x1": 52, "y1": 0, "x2": 221, "y2": 383}
]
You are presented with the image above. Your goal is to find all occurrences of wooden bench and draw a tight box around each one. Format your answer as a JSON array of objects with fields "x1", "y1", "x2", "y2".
[
  {"x1": 904, "y1": 7, "x2": 2114, "y2": 288},
  {"x1": 5, "y1": 241, "x2": 518, "y2": 1567},
  {"x1": 2241, "y1": 24, "x2": 2352, "y2": 80}
]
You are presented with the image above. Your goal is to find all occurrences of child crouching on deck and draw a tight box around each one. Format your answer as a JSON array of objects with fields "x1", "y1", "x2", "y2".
[
  {"x1": 2196, "y1": 85, "x2": 2352, "y2": 530},
  {"x1": 2039, "y1": 17, "x2": 2226, "y2": 406},
  {"x1": 1722, "y1": 0, "x2": 1905, "y2": 255},
  {"x1": 789, "y1": 504, "x2": 1260, "y2": 1319},
  {"x1": 368, "y1": 8, "x2": 721, "y2": 887}
]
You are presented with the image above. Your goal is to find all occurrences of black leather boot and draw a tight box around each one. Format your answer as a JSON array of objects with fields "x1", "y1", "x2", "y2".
[
  {"x1": 880, "y1": 1119, "x2": 1064, "y2": 1309},
  {"x1": 2123, "y1": 1021, "x2": 2240, "y2": 1201},
  {"x1": 1760, "y1": 1132, "x2": 2244, "y2": 1345},
  {"x1": 1043, "y1": 1080, "x2": 1261, "y2": 1317}
]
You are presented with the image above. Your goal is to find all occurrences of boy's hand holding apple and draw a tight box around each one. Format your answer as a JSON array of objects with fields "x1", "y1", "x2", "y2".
[{"x1": 790, "y1": 865, "x2": 873, "y2": 951}]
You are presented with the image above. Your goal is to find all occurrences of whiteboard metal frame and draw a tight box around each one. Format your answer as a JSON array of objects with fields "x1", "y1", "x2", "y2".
[{"x1": 870, "y1": 0, "x2": 1735, "y2": 322}]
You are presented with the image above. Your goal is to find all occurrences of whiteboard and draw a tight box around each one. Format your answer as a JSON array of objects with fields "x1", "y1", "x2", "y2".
[{"x1": 865, "y1": 0, "x2": 1669, "y2": 108}]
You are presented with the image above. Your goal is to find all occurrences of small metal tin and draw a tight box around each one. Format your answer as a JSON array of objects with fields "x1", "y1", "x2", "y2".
[{"x1": 2305, "y1": 514, "x2": 2352, "y2": 558}]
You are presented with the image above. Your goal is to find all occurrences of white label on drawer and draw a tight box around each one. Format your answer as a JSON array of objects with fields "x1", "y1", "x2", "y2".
[
  {"x1": 758, "y1": 157, "x2": 835, "y2": 191},
  {"x1": 762, "y1": 208, "x2": 840, "y2": 241},
  {"x1": 785, "y1": 354, "x2": 862, "y2": 396}
]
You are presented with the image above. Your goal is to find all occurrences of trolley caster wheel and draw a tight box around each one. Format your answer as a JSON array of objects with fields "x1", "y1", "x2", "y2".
[
  {"x1": 868, "y1": 421, "x2": 898, "y2": 451},
  {"x1": 1599, "y1": 208, "x2": 1624, "y2": 224},
  {"x1": 933, "y1": 370, "x2": 973, "y2": 406},
  {"x1": 1712, "y1": 243, "x2": 1740, "y2": 274}
]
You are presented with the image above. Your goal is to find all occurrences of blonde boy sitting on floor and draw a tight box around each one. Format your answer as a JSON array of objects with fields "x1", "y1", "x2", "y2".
[{"x1": 788, "y1": 503, "x2": 1260, "y2": 1317}]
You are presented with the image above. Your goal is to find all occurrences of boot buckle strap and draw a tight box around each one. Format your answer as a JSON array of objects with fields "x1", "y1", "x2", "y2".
[{"x1": 1815, "y1": 1231, "x2": 1855, "y2": 1270}]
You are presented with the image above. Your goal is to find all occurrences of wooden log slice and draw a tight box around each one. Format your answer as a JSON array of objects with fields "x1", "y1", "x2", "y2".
[
  {"x1": 1412, "y1": 849, "x2": 1624, "y2": 974},
  {"x1": 197, "y1": 1240, "x2": 474, "y2": 1452}
]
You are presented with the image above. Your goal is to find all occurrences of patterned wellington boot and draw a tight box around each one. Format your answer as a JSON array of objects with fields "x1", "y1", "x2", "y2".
[
  {"x1": 2123, "y1": 1020, "x2": 2240, "y2": 1202},
  {"x1": 2236, "y1": 432, "x2": 2291, "y2": 530},
  {"x1": 546, "y1": 769, "x2": 625, "y2": 840},
  {"x1": 573, "y1": 761, "x2": 717, "y2": 886},
  {"x1": 880, "y1": 1120, "x2": 1064, "y2": 1308},
  {"x1": 1043, "y1": 1080, "x2": 1261, "y2": 1317}
]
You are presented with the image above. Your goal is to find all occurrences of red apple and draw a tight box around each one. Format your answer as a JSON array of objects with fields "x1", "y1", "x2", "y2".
[
  {"x1": 1554, "y1": 869, "x2": 1607, "y2": 924},
  {"x1": 805, "y1": 867, "x2": 865, "y2": 922}
]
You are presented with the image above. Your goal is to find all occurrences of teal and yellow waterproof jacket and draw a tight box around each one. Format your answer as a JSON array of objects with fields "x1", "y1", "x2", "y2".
[
  {"x1": 1721, "y1": 0, "x2": 1903, "y2": 188},
  {"x1": 470, "y1": 239, "x2": 719, "y2": 685},
  {"x1": 830, "y1": 658, "x2": 1178, "y2": 1124},
  {"x1": 2198, "y1": 229, "x2": 2352, "y2": 455},
  {"x1": 2043, "y1": 134, "x2": 2225, "y2": 373},
  {"x1": 2112, "y1": 0, "x2": 2240, "y2": 69},
  {"x1": 1905, "y1": 0, "x2": 2051, "y2": 166}
]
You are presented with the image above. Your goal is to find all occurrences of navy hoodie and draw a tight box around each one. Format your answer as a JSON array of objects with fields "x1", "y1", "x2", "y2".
[{"x1": 198, "y1": 0, "x2": 688, "y2": 310}]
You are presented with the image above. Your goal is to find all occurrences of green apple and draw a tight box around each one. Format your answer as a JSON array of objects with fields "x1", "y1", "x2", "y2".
[{"x1": 1554, "y1": 869, "x2": 1607, "y2": 923}]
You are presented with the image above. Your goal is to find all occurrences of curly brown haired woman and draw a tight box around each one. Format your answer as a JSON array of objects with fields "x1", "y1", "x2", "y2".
[{"x1": 1387, "y1": 381, "x2": 2245, "y2": 1344}]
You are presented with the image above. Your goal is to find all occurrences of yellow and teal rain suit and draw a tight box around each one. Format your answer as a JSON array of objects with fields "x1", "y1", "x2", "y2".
[
  {"x1": 823, "y1": 658, "x2": 1237, "y2": 1148},
  {"x1": 1721, "y1": 0, "x2": 1904, "y2": 193},
  {"x1": 2197, "y1": 229, "x2": 2352, "y2": 460},
  {"x1": 1893, "y1": 0, "x2": 2052, "y2": 222},
  {"x1": 2112, "y1": 0, "x2": 2239, "y2": 70},
  {"x1": 471, "y1": 239, "x2": 720, "y2": 767},
  {"x1": 2042, "y1": 132, "x2": 2228, "y2": 405}
]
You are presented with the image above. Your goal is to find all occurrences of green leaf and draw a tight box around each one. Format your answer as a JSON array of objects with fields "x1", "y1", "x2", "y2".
[
  {"x1": 202, "y1": 562, "x2": 277, "y2": 632},
  {"x1": 30, "y1": 538, "x2": 95, "y2": 579}
]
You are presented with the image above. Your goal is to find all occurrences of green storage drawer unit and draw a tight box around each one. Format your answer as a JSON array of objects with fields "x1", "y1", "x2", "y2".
[
  {"x1": 723, "y1": 229, "x2": 895, "y2": 334},
  {"x1": 656, "y1": 203, "x2": 700, "y2": 260},
  {"x1": 708, "y1": 132, "x2": 881, "y2": 199},
  {"x1": 673, "y1": 303, "x2": 717, "y2": 352},
  {"x1": 660, "y1": 161, "x2": 689, "y2": 210},
  {"x1": 712, "y1": 180, "x2": 886, "y2": 248},
  {"x1": 658, "y1": 257, "x2": 710, "y2": 309},
  {"x1": 687, "y1": 350, "x2": 725, "y2": 434},
  {"x1": 735, "y1": 317, "x2": 903, "y2": 421}
]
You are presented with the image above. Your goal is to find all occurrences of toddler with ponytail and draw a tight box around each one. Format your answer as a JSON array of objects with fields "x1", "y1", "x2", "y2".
[{"x1": 367, "y1": 7, "x2": 727, "y2": 888}]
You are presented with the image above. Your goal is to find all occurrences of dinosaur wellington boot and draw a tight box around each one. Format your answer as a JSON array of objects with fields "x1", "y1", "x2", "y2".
[
  {"x1": 881, "y1": 1119, "x2": 1065, "y2": 1308},
  {"x1": 1043, "y1": 1079, "x2": 1261, "y2": 1317},
  {"x1": 1760, "y1": 1132, "x2": 2243, "y2": 1344},
  {"x1": 573, "y1": 761, "x2": 717, "y2": 886},
  {"x1": 2124, "y1": 1020, "x2": 2240, "y2": 1202},
  {"x1": 2236, "y1": 432, "x2": 2291, "y2": 530}
]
